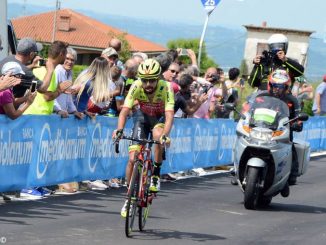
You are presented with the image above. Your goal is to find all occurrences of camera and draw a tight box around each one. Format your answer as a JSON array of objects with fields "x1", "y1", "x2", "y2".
[
  {"x1": 178, "y1": 48, "x2": 188, "y2": 56},
  {"x1": 260, "y1": 50, "x2": 278, "y2": 67},
  {"x1": 39, "y1": 59, "x2": 46, "y2": 66},
  {"x1": 210, "y1": 74, "x2": 220, "y2": 83}
]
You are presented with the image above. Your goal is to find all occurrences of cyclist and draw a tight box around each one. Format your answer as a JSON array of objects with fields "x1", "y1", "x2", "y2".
[{"x1": 112, "y1": 59, "x2": 174, "y2": 217}]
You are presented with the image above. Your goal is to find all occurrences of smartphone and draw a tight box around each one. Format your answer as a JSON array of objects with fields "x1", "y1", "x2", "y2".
[
  {"x1": 179, "y1": 48, "x2": 188, "y2": 56},
  {"x1": 39, "y1": 59, "x2": 46, "y2": 66},
  {"x1": 31, "y1": 81, "x2": 37, "y2": 93}
]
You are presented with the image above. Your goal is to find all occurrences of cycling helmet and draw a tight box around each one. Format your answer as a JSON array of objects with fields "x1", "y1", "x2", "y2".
[
  {"x1": 137, "y1": 58, "x2": 161, "y2": 79},
  {"x1": 268, "y1": 33, "x2": 288, "y2": 54},
  {"x1": 268, "y1": 69, "x2": 291, "y2": 98}
]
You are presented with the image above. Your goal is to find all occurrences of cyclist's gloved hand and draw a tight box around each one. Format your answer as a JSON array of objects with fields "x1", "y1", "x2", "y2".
[
  {"x1": 112, "y1": 129, "x2": 124, "y2": 141},
  {"x1": 160, "y1": 135, "x2": 171, "y2": 147}
]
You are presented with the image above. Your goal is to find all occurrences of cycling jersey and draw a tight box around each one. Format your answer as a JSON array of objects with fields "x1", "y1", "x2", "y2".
[{"x1": 123, "y1": 79, "x2": 175, "y2": 117}]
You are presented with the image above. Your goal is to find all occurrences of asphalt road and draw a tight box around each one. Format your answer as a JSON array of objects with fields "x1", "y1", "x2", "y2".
[{"x1": 1, "y1": 156, "x2": 326, "y2": 245}]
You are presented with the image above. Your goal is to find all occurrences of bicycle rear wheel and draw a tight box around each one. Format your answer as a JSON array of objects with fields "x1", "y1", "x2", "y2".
[
  {"x1": 125, "y1": 162, "x2": 140, "y2": 238},
  {"x1": 139, "y1": 170, "x2": 152, "y2": 231}
]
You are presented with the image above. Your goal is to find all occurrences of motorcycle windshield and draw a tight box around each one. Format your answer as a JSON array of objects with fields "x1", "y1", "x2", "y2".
[{"x1": 249, "y1": 95, "x2": 289, "y2": 129}]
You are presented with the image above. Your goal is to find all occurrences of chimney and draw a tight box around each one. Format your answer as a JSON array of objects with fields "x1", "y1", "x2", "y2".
[
  {"x1": 58, "y1": 15, "x2": 71, "y2": 32},
  {"x1": 262, "y1": 21, "x2": 267, "y2": 27}
]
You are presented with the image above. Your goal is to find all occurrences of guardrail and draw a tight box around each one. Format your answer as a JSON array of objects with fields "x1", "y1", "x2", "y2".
[{"x1": 0, "y1": 115, "x2": 324, "y2": 192}]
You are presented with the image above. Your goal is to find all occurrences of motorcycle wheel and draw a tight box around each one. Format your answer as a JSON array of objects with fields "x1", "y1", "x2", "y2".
[
  {"x1": 244, "y1": 166, "x2": 261, "y2": 210},
  {"x1": 257, "y1": 196, "x2": 272, "y2": 207}
]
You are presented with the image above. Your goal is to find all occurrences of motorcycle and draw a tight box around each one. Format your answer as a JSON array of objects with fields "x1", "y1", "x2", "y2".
[{"x1": 225, "y1": 95, "x2": 310, "y2": 210}]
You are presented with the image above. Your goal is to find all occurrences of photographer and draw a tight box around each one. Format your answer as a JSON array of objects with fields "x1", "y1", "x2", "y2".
[
  {"x1": 174, "y1": 74, "x2": 208, "y2": 118},
  {"x1": 248, "y1": 33, "x2": 304, "y2": 91},
  {"x1": 192, "y1": 67, "x2": 227, "y2": 118}
]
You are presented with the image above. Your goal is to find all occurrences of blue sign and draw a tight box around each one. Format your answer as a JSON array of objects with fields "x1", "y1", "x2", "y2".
[{"x1": 201, "y1": 0, "x2": 221, "y2": 13}]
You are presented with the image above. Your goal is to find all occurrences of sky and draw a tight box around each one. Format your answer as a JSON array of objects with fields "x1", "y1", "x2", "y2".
[{"x1": 7, "y1": 0, "x2": 326, "y2": 36}]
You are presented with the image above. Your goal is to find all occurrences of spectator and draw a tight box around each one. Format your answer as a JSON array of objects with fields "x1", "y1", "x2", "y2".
[
  {"x1": 176, "y1": 48, "x2": 199, "y2": 75},
  {"x1": 163, "y1": 62, "x2": 180, "y2": 93},
  {"x1": 225, "y1": 67, "x2": 240, "y2": 118},
  {"x1": 0, "y1": 62, "x2": 36, "y2": 200},
  {"x1": 312, "y1": 75, "x2": 326, "y2": 116},
  {"x1": 53, "y1": 47, "x2": 84, "y2": 194},
  {"x1": 132, "y1": 52, "x2": 148, "y2": 64},
  {"x1": 0, "y1": 36, "x2": 21, "y2": 91},
  {"x1": 108, "y1": 38, "x2": 124, "y2": 69},
  {"x1": 0, "y1": 62, "x2": 36, "y2": 119},
  {"x1": 174, "y1": 74, "x2": 208, "y2": 118},
  {"x1": 118, "y1": 58, "x2": 138, "y2": 93},
  {"x1": 73, "y1": 56, "x2": 115, "y2": 190},
  {"x1": 21, "y1": 41, "x2": 69, "y2": 198},
  {"x1": 155, "y1": 52, "x2": 173, "y2": 74},
  {"x1": 292, "y1": 76, "x2": 313, "y2": 108},
  {"x1": 24, "y1": 41, "x2": 69, "y2": 115},
  {"x1": 109, "y1": 38, "x2": 121, "y2": 52},
  {"x1": 87, "y1": 65, "x2": 121, "y2": 116},
  {"x1": 101, "y1": 47, "x2": 119, "y2": 68},
  {"x1": 0, "y1": 37, "x2": 56, "y2": 98},
  {"x1": 225, "y1": 67, "x2": 240, "y2": 103},
  {"x1": 73, "y1": 57, "x2": 113, "y2": 114},
  {"x1": 192, "y1": 67, "x2": 227, "y2": 118},
  {"x1": 53, "y1": 47, "x2": 83, "y2": 119}
]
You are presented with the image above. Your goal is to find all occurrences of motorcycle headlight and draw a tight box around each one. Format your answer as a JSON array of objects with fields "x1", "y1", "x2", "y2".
[{"x1": 249, "y1": 128, "x2": 273, "y2": 142}]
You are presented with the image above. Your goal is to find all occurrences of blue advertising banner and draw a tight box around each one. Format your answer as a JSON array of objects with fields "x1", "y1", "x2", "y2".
[{"x1": 0, "y1": 115, "x2": 325, "y2": 192}]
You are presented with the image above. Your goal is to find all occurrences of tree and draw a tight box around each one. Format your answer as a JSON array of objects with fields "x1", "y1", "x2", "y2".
[
  {"x1": 167, "y1": 38, "x2": 218, "y2": 75},
  {"x1": 239, "y1": 59, "x2": 248, "y2": 77}
]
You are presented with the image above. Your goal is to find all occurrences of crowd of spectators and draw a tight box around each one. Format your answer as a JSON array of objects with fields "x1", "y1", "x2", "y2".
[{"x1": 0, "y1": 33, "x2": 320, "y2": 201}]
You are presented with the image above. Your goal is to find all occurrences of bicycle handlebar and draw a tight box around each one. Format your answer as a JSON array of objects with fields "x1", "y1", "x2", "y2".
[
  {"x1": 118, "y1": 135, "x2": 161, "y2": 145},
  {"x1": 114, "y1": 135, "x2": 166, "y2": 159}
]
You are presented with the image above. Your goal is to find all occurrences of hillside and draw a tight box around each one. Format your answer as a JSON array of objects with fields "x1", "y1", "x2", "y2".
[{"x1": 7, "y1": 3, "x2": 325, "y2": 80}]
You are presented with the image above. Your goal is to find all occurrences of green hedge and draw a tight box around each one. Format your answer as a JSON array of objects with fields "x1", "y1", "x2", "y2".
[{"x1": 72, "y1": 65, "x2": 88, "y2": 81}]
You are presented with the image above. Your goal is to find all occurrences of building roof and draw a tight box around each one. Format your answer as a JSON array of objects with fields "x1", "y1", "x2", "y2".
[
  {"x1": 243, "y1": 25, "x2": 314, "y2": 36},
  {"x1": 11, "y1": 8, "x2": 166, "y2": 53}
]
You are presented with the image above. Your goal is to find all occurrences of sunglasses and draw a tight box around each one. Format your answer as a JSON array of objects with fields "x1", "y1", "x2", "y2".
[
  {"x1": 0, "y1": 46, "x2": 3, "y2": 51},
  {"x1": 141, "y1": 78, "x2": 158, "y2": 84},
  {"x1": 271, "y1": 83, "x2": 286, "y2": 89},
  {"x1": 169, "y1": 69, "x2": 179, "y2": 75}
]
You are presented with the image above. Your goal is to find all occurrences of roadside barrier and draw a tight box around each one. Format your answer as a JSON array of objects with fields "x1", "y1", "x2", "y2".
[{"x1": 0, "y1": 115, "x2": 324, "y2": 192}]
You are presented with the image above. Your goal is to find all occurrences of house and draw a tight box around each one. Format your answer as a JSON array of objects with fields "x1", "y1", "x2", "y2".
[
  {"x1": 243, "y1": 22, "x2": 314, "y2": 76},
  {"x1": 11, "y1": 8, "x2": 166, "y2": 65}
]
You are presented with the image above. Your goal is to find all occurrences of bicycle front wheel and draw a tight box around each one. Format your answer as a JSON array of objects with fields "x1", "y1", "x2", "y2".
[
  {"x1": 125, "y1": 161, "x2": 140, "y2": 238},
  {"x1": 139, "y1": 170, "x2": 152, "y2": 231}
]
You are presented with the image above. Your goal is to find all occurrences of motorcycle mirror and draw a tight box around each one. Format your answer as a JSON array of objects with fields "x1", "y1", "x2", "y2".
[
  {"x1": 224, "y1": 103, "x2": 246, "y2": 120},
  {"x1": 298, "y1": 113, "x2": 309, "y2": 121},
  {"x1": 284, "y1": 112, "x2": 309, "y2": 126},
  {"x1": 224, "y1": 103, "x2": 235, "y2": 111}
]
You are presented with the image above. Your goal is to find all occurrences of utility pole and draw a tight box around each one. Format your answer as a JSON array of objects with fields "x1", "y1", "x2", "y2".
[
  {"x1": 198, "y1": 0, "x2": 220, "y2": 71},
  {"x1": 51, "y1": 0, "x2": 60, "y2": 43},
  {"x1": 0, "y1": 0, "x2": 8, "y2": 60}
]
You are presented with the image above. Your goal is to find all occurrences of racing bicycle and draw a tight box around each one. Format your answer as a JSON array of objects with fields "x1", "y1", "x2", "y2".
[{"x1": 115, "y1": 135, "x2": 166, "y2": 238}]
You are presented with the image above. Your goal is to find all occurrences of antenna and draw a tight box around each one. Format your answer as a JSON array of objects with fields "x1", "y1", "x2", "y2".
[
  {"x1": 51, "y1": 0, "x2": 60, "y2": 42},
  {"x1": 22, "y1": 0, "x2": 27, "y2": 16}
]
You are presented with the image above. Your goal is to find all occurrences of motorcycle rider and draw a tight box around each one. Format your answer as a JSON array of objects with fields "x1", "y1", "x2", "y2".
[
  {"x1": 248, "y1": 33, "x2": 304, "y2": 91},
  {"x1": 250, "y1": 69, "x2": 302, "y2": 185}
]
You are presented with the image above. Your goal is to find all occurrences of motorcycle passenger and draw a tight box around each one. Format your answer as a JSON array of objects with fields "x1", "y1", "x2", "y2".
[
  {"x1": 249, "y1": 33, "x2": 304, "y2": 91},
  {"x1": 252, "y1": 69, "x2": 302, "y2": 185},
  {"x1": 112, "y1": 59, "x2": 174, "y2": 218}
]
